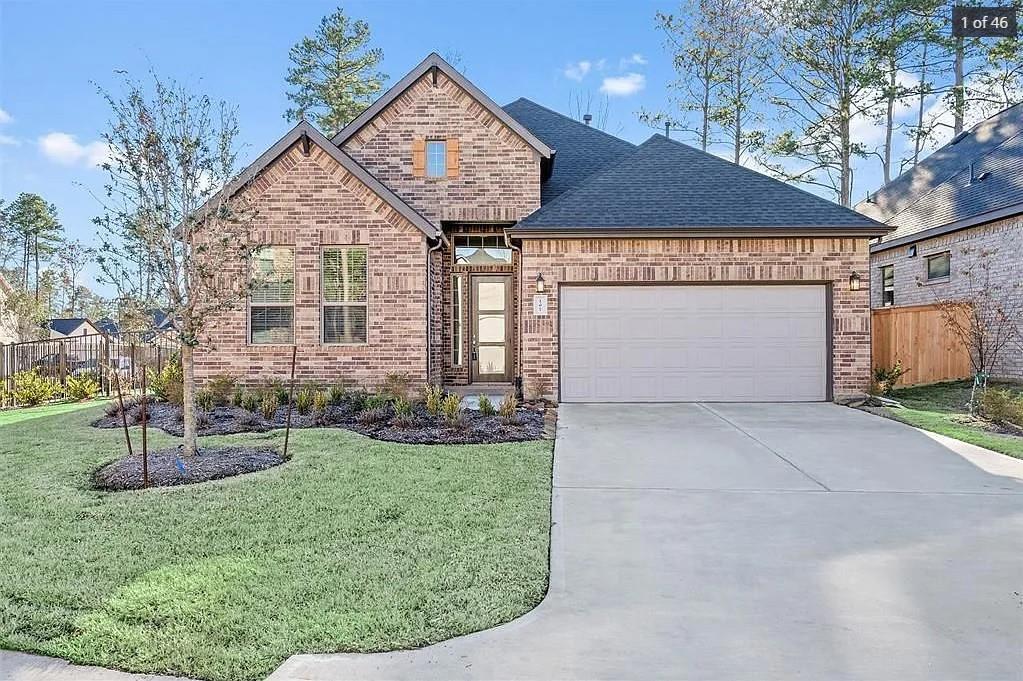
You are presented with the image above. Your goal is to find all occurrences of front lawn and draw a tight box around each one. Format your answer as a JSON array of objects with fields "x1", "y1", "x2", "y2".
[
  {"x1": 883, "y1": 380, "x2": 1023, "y2": 459},
  {"x1": 0, "y1": 403, "x2": 553, "y2": 681}
]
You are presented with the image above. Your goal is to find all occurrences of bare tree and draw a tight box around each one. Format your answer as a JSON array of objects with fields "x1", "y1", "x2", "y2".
[{"x1": 94, "y1": 72, "x2": 258, "y2": 457}]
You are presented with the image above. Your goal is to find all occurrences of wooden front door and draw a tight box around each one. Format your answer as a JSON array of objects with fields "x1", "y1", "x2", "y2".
[{"x1": 471, "y1": 275, "x2": 512, "y2": 382}]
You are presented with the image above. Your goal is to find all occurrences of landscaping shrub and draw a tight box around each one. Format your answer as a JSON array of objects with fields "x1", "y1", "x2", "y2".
[
  {"x1": 232, "y1": 385, "x2": 246, "y2": 407},
  {"x1": 478, "y1": 393, "x2": 496, "y2": 417},
  {"x1": 527, "y1": 375, "x2": 550, "y2": 402},
  {"x1": 498, "y1": 393, "x2": 521, "y2": 425},
  {"x1": 105, "y1": 396, "x2": 139, "y2": 417},
  {"x1": 980, "y1": 389, "x2": 1023, "y2": 426},
  {"x1": 260, "y1": 392, "x2": 279, "y2": 420},
  {"x1": 0, "y1": 387, "x2": 10, "y2": 408},
  {"x1": 205, "y1": 374, "x2": 237, "y2": 406},
  {"x1": 358, "y1": 406, "x2": 388, "y2": 425},
  {"x1": 149, "y1": 358, "x2": 183, "y2": 405},
  {"x1": 424, "y1": 384, "x2": 444, "y2": 416},
  {"x1": 12, "y1": 369, "x2": 60, "y2": 406},
  {"x1": 365, "y1": 393, "x2": 390, "y2": 410},
  {"x1": 327, "y1": 384, "x2": 346, "y2": 406},
  {"x1": 295, "y1": 388, "x2": 314, "y2": 415},
  {"x1": 241, "y1": 391, "x2": 259, "y2": 413},
  {"x1": 195, "y1": 389, "x2": 215, "y2": 412},
  {"x1": 66, "y1": 373, "x2": 101, "y2": 401},
  {"x1": 263, "y1": 379, "x2": 290, "y2": 406},
  {"x1": 313, "y1": 390, "x2": 329, "y2": 413},
  {"x1": 393, "y1": 396, "x2": 413, "y2": 418},
  {"x1": 441, "y1": 393, "x2": 464, "y2": 427},
  {"x1": 381, "y1": 372, "x2": 412, "y2": 401},
  {"x1": 872, "y1": 361, "x2": 909, "y2": 396}
]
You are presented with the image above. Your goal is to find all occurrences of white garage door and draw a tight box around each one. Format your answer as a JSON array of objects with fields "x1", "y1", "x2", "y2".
[{"x1": 560, "y1": 285, "x2": 827, "y2": 402}]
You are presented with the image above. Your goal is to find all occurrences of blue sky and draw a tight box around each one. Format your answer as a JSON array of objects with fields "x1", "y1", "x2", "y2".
[{"x1": 0, "y1": 0, "x2": 917, "y2": 293}]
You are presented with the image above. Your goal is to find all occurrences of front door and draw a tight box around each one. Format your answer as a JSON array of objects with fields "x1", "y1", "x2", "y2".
[{"x1": 471, "y1": 275, "x2": 512, "y2": 382}]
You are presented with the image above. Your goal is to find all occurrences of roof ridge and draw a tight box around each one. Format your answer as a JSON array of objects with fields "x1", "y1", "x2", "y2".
[
  {"x1": 504, "y1": 97, "x2": 638, "y2": 148},
  {"x1": 646, "y1": 134, "x2": 883, "y2": 224}
]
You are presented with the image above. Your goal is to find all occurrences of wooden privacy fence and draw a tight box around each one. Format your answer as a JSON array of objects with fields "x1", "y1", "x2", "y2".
[
  {"x1": 1, "y1": 332, "x2": 179, "y2": 402},
  {"x1": 872, "y1": 303, "x2": 972, "y2": 386}
]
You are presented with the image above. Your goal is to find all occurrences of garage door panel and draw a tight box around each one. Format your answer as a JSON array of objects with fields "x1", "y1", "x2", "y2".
[{"x1": 560, "y1": 285, "x2": 827, "y2": 402}]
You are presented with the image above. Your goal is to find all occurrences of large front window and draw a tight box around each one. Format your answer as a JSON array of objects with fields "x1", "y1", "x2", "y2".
[
  {"x1": 250, "y1": 246, "x2": 295, "y2": 344},
  {"x1": 454, "y1": 235, "x2": 512, "y2": 264},
  {"x1": 322, "y1": 247, "x2": 368, "y2": 344}
]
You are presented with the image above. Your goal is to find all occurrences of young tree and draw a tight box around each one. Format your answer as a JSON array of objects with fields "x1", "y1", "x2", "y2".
[
  {"x1": 4, "y1": 192, "x2": 63, "y2": 297},
  {"x1": 284, "y1": 7, "x2": 387, "y2": 136},
  {"x1": 54, "y1": 240, "x2": 95, "y2": 316},
  {"x1": 95, "y1": 72, "x2": 258, "y2": 457}
]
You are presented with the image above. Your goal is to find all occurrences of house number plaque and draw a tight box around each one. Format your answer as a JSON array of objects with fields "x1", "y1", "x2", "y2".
[{"x1": 533, "y1": 294, "x2": 548, "y2": 316}]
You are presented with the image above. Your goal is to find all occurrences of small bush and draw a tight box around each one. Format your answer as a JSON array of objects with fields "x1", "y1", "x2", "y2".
[
  {"x1": 358, "y1": 406, "x2": 388, "y2": 425},
  {"x1": 263, "y1": 379, "x2": 290, "y2": 406},
  {"x1": 478, "y1": 393, "x2": 496, "y2": 417},
  {"x1": 327, "y1": 384, "x2": 347, "y2": 406},
  {"x1": 149, "y1": 357, "x2": 183, "y2": 405},
  {"x1": 424, "y1": 384, "x2": 444, "y2": 416},
  {"x1": 365, "y1": 393, "x2": 391, "y2": 410},
  {"x1": 980, "y1": 389, "x2": 1023, "y2": 426},
  {"x1": 441, "y1": 393, "x2": 463, "y2": 425},
  {"x1": 12, "y1": 369, "x2": 60, "y2": 406},
  {"x1": 295, "y1": 388, "x2": 314, "y2": 415},
  {"x1": 260, "y1": 392, "x2": 279, "y2": 420},
  {"x1": 498, "y1": 393, "x2": 521, "y2": 425},
  {"x1": 872, "y1": 361, "x2": 909, "y2": 396},
  {"x1": 105, "y1": 396, "x2": 139, "y2": 417},
  {"x1": 232, "y1": 386, "x2": 246, "y2": 407},
  {"x1": 381, "y1": 372, "x2": 412, "y2": 401},
  {"x1": 66, "y1": 373, "x2": 101, "y2": 401},
  {"x1": 313, "y1": 390, "x2": 329, "y2": 413},
  {"x1": 527, "y1": 375, "x2": 551, "y2": 402},
  {"x1": 195, "y1": 389, "x2": 215, "y2": 412},
  {"x1": 241, "y1": 391, "x2": 260, "y2": 413},
  {"x1": 205, "y1": 374, "x2": 237, "y2": 406},
  {"x1": 393, "y1": 396, "x2": 413, "y2": 418}
]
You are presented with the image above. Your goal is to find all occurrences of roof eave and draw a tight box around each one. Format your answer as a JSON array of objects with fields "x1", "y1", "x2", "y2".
[
  {"x1": 508, "y1": 225, "x2": 892, "y2": 239},
  {"x1": 870, "y1": 202, "x2": 1023, "y2": 253},
  {"x1": 331, "y1": 53, "x2": 554, "y2": 159}
]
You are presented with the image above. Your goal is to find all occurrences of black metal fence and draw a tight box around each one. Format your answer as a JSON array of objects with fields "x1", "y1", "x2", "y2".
[{"x1": 1, "y1": 332, "x2": 179, "y2": 404}]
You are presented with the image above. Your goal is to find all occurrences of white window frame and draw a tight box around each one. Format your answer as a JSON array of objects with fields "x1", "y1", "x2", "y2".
[
  {"x1": 426, "y1": 140, "x2": 447, "y2": 178},
  {"x1": 248, "y1": 246, "x2": 295, "y2": 345},
  {"x1": 452, "y1": 275, "x2": 464, "y2": 366},
  {"x1": 321, "y1": 246, "x2": 369, "y2": 345},
  {"x1": 881, "y1": 265, "x2": 895, "y2": 306}
]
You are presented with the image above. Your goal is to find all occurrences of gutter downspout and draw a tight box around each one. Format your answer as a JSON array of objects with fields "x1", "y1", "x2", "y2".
[
  {"x1": 426, "y1": 231, "x2": 449, "y2": 386},
  {"x1": 504, "y1": 230, "x2": 524, "y2": 400}
]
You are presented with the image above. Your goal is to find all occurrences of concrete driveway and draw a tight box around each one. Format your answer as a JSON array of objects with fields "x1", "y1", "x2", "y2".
[{"x1": 272, "y1": 403, "x2": 1023, "y2": 681}]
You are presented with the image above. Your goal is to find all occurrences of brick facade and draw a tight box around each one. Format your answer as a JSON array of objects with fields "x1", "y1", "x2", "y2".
[
  {"x1": 519, "y1": 237, "x2": 873, "y2": 400},
  {"x1": 194, "y1": 142, "x2": 430, "y2": 388},
  {"x1": 341, "y1": 70, "x2": 541, "y2": 225},
  {"x1": 870, "y1": 215, "x2": 1023, "y2": 379}
]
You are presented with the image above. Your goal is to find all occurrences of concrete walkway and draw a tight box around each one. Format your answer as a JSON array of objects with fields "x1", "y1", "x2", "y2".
[
  {"x1": 0, "y1": 650, "x2": 188, "y2": 681},
  {"x1": 271, "y1": 403, "x2": 1023, "y2": 681}
]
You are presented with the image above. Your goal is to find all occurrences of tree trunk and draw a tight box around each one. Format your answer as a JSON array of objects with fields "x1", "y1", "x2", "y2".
[
  {"x1": 33, "y1": 234, "x2": 40, "y2": 301},
  {"x1": 840, "y1": 108, "x2": 852, "y2": 207},
  {"x1": 883, "y1": 56, "x2": 896, "y2": 183},
  {"x1": 180, "y1": 343, "x2": 198, "y2": 456},
  {"x1": 914, "y1": 43, "x2": 928, "y2": 166},
  {"x1": 953, "y1": 35, "x2": 965, "y2": 135}
]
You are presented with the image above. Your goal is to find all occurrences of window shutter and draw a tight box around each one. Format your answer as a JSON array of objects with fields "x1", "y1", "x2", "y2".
[
  {"x1": 412, "y1": 138, "x2": 426, "y2": 177},
  {"x1": 446, "y1": 138, "x2": 459, "y2": 178}
]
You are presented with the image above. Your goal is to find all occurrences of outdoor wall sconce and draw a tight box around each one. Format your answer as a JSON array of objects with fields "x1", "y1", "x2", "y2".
[
  {"x1": 849, "y1": 272, "x2": 861, "y2": 291},
  {"x1": 535, "y1": 272, "x2": 546, "y2": 293}
]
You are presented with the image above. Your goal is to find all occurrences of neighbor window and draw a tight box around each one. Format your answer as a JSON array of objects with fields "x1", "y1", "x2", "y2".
[
  {"x1": 881, "y1": 265, "x2": 894, "y2": 306},
  {"x1": 250, "y1": 246, "x2": 295, "y2": 344},
  {"x1": 452, "y1": 275, "x2": 464, "y2": 366},
  {"x1": 454, "y1": 235, "x2": 512, "y2": 264},
  {"x1": 926, "y1": 252, "x2": 951, "y2": 280},
  {"x1": 426, "y1": 140, "x2": 447, "y2": 177},
  {"x1": 322, "y1": 247, "x2": 368, "y2": 344}
]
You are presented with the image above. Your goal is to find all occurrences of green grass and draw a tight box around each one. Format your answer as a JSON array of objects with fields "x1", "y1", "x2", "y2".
[
  {"x1": 0, "y1": 404, "x2": 553, "y2": 680},
  {"x1": 0, "y1": 398, "x2": 111, "y2": 426},
  {"x1": 884, "y1": 380, "x2": 1023, "y2": 459}
]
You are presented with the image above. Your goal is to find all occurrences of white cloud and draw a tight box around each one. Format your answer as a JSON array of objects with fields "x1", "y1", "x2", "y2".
[
  {"x1": 620, "y1": 53, "x2": 648, "y2": 69},
  {"x1": 38, "y1": 132, "x2": 110, "y2": 168},
  {"x1": 564, "y1": 60, "x2": 592, "y2": 81},
  {"x1": 0, "y1": 134, "x2": 18, "y2": 146},
  {"x1": 0, "y1": 107, "x2": 11, "y2": 125},
  {"x1": 600, "y1": 73, "x2": 646, "y2": 97}
]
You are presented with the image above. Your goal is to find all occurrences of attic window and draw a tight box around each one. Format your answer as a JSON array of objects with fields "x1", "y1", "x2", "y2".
[{"x1": 426, "y1": 140, "x2": 447, "y2": 177}]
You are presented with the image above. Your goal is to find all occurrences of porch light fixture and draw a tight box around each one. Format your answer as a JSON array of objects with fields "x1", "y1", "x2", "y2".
[
  {"x1": 849, "y1": 272, "x2": 861, "y2": 291},
  {"x1": 535, "y1": 272, "x2": 546, "y2": 293}
]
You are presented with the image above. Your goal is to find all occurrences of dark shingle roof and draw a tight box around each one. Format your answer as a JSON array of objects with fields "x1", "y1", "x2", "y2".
[
  {"x1": 856, "y1": 103, "x2": 1023, "y2": 242},
  {"x1": 502, "y1": 98, "x2": 636, "y2": 203},
  {"x1": 48, "y1": 318, "x2": 90, "y2": 335},
  {"x1": 516, "y1": 134, "x2": 886, "y2": 231}
]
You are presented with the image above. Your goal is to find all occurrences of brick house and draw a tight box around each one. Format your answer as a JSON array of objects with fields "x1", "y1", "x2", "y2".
[
  {"x1": 195, "y1": 53, "x2": 889, "y2": 402},
  {"x1": 857, "y1": 103, "x2": 1022, "y2": 381}
]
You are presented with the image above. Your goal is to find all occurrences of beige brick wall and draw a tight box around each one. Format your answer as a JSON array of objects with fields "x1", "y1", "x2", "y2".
[
  {"x1": 193, "y1": 142, "x2": 430, "y2": 389},
  {"x1": 870, "y1": 216, "x2": 1022, "y2": 379},
  {"x1": 519, "y1": 237, "x2": 873, "y2": 400},
  {"x1": 341, "y1": 70, "x2": 541, "y2": 225}
]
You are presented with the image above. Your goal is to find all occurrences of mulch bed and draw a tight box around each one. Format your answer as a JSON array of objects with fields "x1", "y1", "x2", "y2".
[
  {"x1": 92, "y1": 400, "x2": 548, "y2": 444},
  {"x1": 93, "y1": 445, "x2": 286, "y2": 491}
]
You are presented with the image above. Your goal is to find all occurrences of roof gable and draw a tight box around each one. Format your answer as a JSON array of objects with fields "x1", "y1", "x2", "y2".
[
  {"x1": 502, "y1": 98, "x2": 636, "y2": 203},
  {"x1": 516, "y1": 134, "x2": 887, "y2": 234},
  {"x1": 331, "y1": 53, "x2": 553, "y2": 159},
  {"x1": 49, "y1": 318, "x2": 94, "y2": 336}
]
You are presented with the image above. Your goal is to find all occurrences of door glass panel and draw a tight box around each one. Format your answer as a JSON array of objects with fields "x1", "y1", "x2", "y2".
[
  {"x1": 477, "y1": 282, "x2": 505, "y2": 310},
  {"x1": 478, "y1": 313, "x2": 505, "y2": 343},
  {"x1": 477, "y1": 346, "x2": 505, "y2": 375}
]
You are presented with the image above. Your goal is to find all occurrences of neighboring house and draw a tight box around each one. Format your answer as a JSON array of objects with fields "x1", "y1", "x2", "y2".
[
  {"x1": 0, "y1": 273, "x2": 18, "y2": 345},
  {"x1": 194, "y1": 53, "x2": 888, "y2": 402},
  {"x1": 856, "y1": 103, "x2": 1022, "y2": 381},
  {"x1": 47, "y1": 318, "x2": 101, "y2": 339}
]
